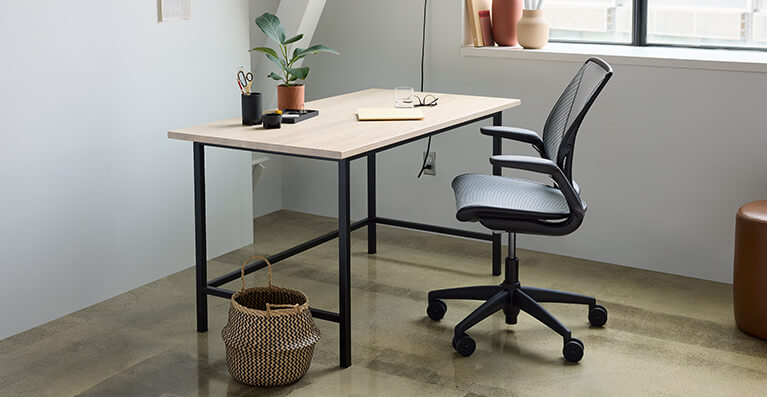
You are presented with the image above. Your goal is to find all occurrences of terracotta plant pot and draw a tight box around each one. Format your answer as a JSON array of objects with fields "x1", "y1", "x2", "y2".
[
  {"x1": 277, "y1": 84, "x2": 305, "y2": 110},
  {"x1": 517, "y1": 10, "x2": 550, "y2": 49},
  {"x1": 492, "y1": 0, "x2": 523, "y2": 46}
]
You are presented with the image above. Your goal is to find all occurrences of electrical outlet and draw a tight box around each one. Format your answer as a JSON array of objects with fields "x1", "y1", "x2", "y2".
[{"x1": 423, "y1": 152, "x2": 436, "y2": 176}]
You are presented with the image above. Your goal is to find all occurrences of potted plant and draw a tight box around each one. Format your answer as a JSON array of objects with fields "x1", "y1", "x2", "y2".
[{"x1": 250, "y1": 12, "x2": 339, "y2": 110}]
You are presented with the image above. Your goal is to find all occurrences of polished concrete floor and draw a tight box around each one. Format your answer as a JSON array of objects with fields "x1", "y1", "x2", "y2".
[{"x1": 1, "y1": 210, "x2": 766, "y2": 396}]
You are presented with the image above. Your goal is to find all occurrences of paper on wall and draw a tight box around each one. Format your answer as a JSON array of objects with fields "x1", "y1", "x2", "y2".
[{"x1": 159, "y1": 0, "x2": 191, "y2": 22}]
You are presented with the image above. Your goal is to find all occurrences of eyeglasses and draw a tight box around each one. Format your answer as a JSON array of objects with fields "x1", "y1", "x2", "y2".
[{"x1": 414, "y1": 94, "x2": 438, "y2": 107}]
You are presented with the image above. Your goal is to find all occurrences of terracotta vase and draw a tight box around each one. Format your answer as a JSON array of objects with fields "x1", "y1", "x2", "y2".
[
  {"x1": 492, "y1": 0, "x2": 523, "y2": 46},
  {"x1": 277, "y1": 84, "x2": 305, "y2": 110},
  {"x1": 517, "y1": 9, "x2": 550, "y2": 49}
]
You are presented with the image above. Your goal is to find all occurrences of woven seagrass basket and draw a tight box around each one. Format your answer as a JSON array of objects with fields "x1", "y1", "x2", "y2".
[{"x1": 221, "y1": 256, "x2": 321, "y2": 387}]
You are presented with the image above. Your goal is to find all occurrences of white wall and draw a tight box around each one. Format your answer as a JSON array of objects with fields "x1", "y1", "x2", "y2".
[
  {"x1": 269, "y1": 0, "x2": 767, "y2": 284},
  {"x1": 0, "y1": 0, "x2": 254, "y2": 339},
  {"x1": 247, "y1": 0, "x2": 330, "y2": 218},
  {"x1": 249, "y1": 0, "x2": 284, "y2": 218}
]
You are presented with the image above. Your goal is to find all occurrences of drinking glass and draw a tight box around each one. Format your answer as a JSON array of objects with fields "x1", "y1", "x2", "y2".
[{"x1": 394, "y1": 87, "x2": 414, "y2": 108}]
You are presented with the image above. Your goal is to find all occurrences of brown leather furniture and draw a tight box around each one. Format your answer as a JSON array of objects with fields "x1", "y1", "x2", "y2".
[{"x1": 734, "y1": 200, "x2": 767, "y2": 339}]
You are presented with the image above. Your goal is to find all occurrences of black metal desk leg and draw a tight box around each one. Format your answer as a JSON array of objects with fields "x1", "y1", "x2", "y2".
[
  {"x1": 367, "y1": 153, "x2": 376, "y2": 254},
  {"x1": 338, "y1": 159, "x2": 352, "y2": 367},
  {"x1": 193, "y1": 142, "x2": 208, "y2": 332},
  {"x1": 491, "y1": 112, "x2": 503, "y2": 276}
]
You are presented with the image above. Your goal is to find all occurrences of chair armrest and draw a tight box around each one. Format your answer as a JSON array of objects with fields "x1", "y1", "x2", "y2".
[
  {"x1": 480, "y1": 126, "x2": 545, "y2": 155},
  {"x1": 489, "y1": 155, "x2": 585, "y2": 217}
]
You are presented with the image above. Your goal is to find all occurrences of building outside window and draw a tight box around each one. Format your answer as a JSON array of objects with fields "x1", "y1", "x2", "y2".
[{"x1": 544, "y1": 0, "x2": 767, "y2": 49}]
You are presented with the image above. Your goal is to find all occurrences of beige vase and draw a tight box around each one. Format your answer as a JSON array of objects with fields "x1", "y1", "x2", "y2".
[
  {"x1": 517, "y1": 9, "x2": 549, "y2": 49},
  {"x1": 277, "y1": 84, "x2": 305, "y2": 110}
]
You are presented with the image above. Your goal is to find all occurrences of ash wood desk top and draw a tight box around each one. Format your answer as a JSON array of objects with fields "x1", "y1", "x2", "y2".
[{"x1": 168, "y1": 88, "x2": 520, "y2": 160}]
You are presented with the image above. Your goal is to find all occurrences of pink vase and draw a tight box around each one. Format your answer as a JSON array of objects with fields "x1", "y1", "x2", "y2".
[{"x1": 492, "y1": 0, "x2": 523, "y2": 46}]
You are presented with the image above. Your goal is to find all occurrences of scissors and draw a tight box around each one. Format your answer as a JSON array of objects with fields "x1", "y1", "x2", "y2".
[{"x1": 237, "y1": 70, "x2": 254, "y2": 94}]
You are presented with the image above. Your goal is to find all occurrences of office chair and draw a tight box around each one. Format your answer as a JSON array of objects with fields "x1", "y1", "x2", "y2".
[{"x1": 426, "y1": 58, "x2": 613, "y2": 362}]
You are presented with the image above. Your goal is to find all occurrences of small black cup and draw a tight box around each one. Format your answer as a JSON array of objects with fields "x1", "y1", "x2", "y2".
[
  {"x1": 241, "y1": 93, "x2": 262, "y2": 125},
  {"x1": 262, "y1": 113, "x2": 282, "y2": 129}
]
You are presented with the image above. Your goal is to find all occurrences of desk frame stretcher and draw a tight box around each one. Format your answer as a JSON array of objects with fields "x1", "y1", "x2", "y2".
[{"x1": 193, "y1": 112, "x2": 503, "y2": 368}]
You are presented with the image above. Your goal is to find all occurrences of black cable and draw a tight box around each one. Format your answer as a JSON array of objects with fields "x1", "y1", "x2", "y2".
[
  {"x1": 417, "y1": 134, "x2": 432, "y2": 178},
  {"x1": 420, "y1": 0, "x2": 427, "y2": 93},
  {"x1": 417, "y1": 0, "x2": 430, "y2": 178}
]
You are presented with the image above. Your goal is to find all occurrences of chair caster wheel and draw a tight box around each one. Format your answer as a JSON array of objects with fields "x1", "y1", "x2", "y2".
[
  {"x1": 588, "y1": 304, "x2": 608, "y2": 327},
  {"x1": 453, "y1": 334, "x2": 476, "y2": 357},
  {"x1": 563, "y1": 338, "x2": 584, "y2": 363},
  {"x1": 427, "y1": 299, "x2": 447, "y2": 321}
]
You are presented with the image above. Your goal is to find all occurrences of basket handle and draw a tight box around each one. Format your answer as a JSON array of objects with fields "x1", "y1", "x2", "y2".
[
  {"x1": 265, "y1": 303, "x2": 300, "y2": 317},
  {"x1": 240, "y1": 255, "x2": 273, "y2": 292}
]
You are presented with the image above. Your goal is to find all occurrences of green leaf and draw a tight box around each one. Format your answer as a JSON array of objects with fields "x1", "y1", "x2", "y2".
[
  {"x1": 255, "y1": 13, "x2": 286, "y2": 44},
  {"x1": 267, "y1": 72, "x2": 285, "y2": 82},
  {"x1": 265, "y1": 53, "x2": 286, "y2": 69},
  {"x1": 249, "y1": 46, "x2": 279, "y2": 58},
  {"x1": 282, "y1": 34, "x2": 304, "y2": 45},
  {"x1": 294, "y1": 44, "x2": 339, "y2": 59},
  {"x1": 286, "y1": 66, "x2": 309, "y2": 80},
  {"x1": 290, "y1": 47, "x2": 303, "y2": 63}
]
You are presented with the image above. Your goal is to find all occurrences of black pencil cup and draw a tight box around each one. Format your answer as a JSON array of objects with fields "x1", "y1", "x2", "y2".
[{"x1": 241, "y1": 93, "x2": 262, "y2": 125}]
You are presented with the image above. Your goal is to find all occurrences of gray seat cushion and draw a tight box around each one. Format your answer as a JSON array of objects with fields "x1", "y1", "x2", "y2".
[{"x1": 452, "y1": 173, "x2": 571, "y2": 221}]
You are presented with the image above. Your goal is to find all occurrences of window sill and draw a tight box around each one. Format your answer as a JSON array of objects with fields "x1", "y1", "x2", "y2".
[{"x1": 460, "y1": 43, "x2": 767, "y2": 73}]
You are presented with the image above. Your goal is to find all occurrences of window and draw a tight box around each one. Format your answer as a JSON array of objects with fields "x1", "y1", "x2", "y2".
[
  {"x1": 544, "y1": 0, "x2": 767, "y2": 50},
  {"x1": 648, "y1": 0, "x2": 767, "y2": 49},
  {"x1": 545, "y1": 0, "x2": 633, "y2": 43}
]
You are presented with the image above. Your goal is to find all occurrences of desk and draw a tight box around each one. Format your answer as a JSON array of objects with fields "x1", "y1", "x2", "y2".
[{"x1": 168, "y1": 88, "x2": 520, "y2": 367}]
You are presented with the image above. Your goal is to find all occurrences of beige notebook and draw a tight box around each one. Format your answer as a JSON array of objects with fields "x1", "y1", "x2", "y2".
[{"x1": 357, "y1": 108, "x2": 425, "y2": 121}]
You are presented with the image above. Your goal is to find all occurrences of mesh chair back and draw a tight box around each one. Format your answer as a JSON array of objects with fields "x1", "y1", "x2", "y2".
[{"x1": 541, "y1": 58, "x2": 612, "y2": 180}]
